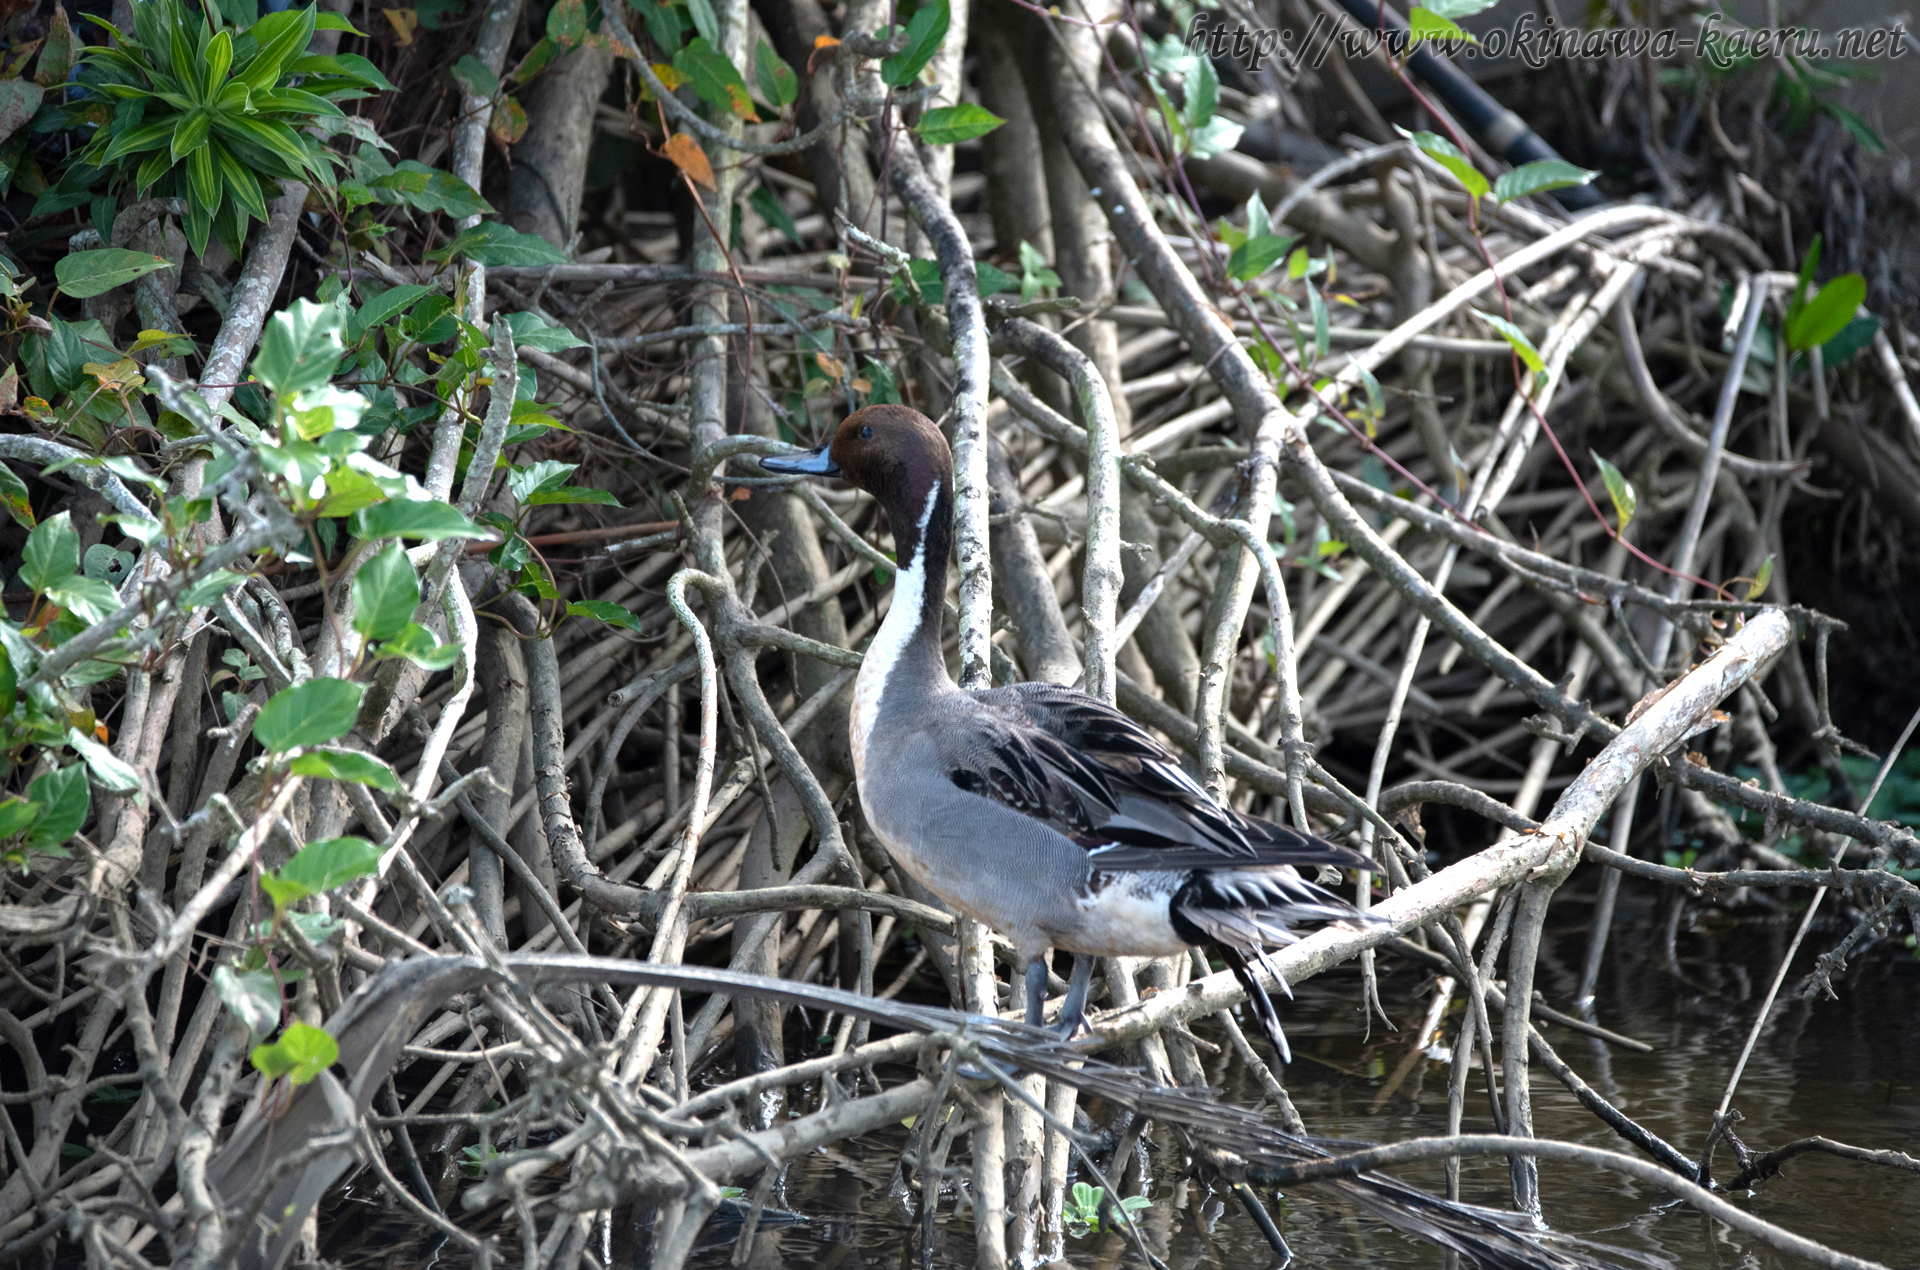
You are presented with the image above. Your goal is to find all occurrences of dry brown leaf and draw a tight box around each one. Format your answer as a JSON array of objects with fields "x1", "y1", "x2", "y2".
[{"x1": 663, "y1": 133, "x2": 715, "y2": 190}]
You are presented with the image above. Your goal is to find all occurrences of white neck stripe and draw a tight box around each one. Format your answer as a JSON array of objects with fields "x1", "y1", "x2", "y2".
[{"x1": 850, "y1": 484, "x2": 942, "y2": 775}]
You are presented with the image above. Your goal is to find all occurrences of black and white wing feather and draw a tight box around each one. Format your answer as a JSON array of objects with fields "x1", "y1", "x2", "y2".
[{"x1": 938, "y1": 681, "x2": 1370, "y2": 873}]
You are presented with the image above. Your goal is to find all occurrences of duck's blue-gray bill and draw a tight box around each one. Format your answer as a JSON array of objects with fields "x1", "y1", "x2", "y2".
[{"x1": 761, "y1": 444, "x2": 840, "y2": 476}]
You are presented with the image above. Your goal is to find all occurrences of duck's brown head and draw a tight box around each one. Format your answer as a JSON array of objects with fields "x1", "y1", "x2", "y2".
[{"x1": 761, "y1": 405, "x2": 952, "y2": 512}]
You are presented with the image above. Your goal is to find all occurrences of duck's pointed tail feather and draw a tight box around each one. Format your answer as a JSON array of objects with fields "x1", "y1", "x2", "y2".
[{"x1": 1220, "y1": 945, "x2": 1293, "y2": 1065}]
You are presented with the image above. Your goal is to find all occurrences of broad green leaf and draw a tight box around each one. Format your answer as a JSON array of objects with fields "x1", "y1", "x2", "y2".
[
  {"x1": 46, "y1": 576, "x2": 120, "y2": 624},
  {"x1": 67, "y1": 728, "x2": 143, "y2": 793},
  {"x1": 0, "y1": 798, "x2": 34, "y2": 838},
  {"x1": 54, "y1": 248, "x2": 173, "y2": 299},
  {"x1": 1590, "y1": 450, "x2": 1637, "y2": 529},
  {"x1": 450, "y1": 54, "x2": 501, "y2": 100},
  {"x1": 508, "y1": 459, "x2": 577, "y2": 503},
  {"x1": 1493, "y1": 159, "x2": 1599, "y2": 205},
  {"x1": 1407, "y1": 6, "x2": 1475, "y2": 46},
  {"x1": 754, "y1": 38, "x2": 797, "y2": 107},
  {"x1": 683, "y1": 0, "x2": 719, "y2": 43},
  {"x1": 276, "y1": 835, "x2": 383, "y2": 894},
  {"x1": 566, "y1": 599, "x2": 643, "y2": 633},
  {"x1": 25, "y1": 764, "x2": 88, "y2": 852},
  {"x1": 20, "y1": 511, "x2": 79, "y2": 593},
  {"x1": 351, "y1": 499, "x2": 489, "y2": 542},
  {"x1": 881, "y1": 0, "x2": 950, "y2": 88},
  {"x1": 0, "y1": 79, "x2": 44, "y2": 148},
  {"x1": 378, "y1": 622, "x2": 463, "y2": 670},
  {"x1": 254, "y1": 677, "x2": 366, "y2": 752},
  {"x1": 253, "y1": 298, "x2": 345, "y2": 397},
  {"x1": 351, "y1": 542, "x2": 420, "y2": 642},
  {"x1": 1309, "y1": 282, "x2": 1329, "y2": 361},
  {"x1": 427, "y1": 221, "x2": 569, "y2": 267},
  {"x1": 1477, "y1": 310, "x2": 1546, "y2": 377},
  {"x1": 748, "y1": 185, "x2": 802, "y2": 247},
  {"x1": 250, "y1": 1021, "x2": 337, "y2": 1086},
  {"x1": 1401, "y1": 128, "x2": 1489, "y2": 200},
  {"x1": 1181, "y1": 48, "x2": 1219, "y2": 132},
  {"x1": 974, "y1": 261, "x2": 1015, "y2": 298},
  {"x1": 673, "y1": 37, "x2": 757, "y2": 119},
  {"x1": 546, "y1": 0, "x2": 587, "y2": 44},
  {"x1": 0, "y1": 462, "x2": 33, "y2": 528},
  {"x1": 1226, "y1": 233, "x2": 1295, "y2": 282},
  {"x1": 1785, "y1": 273, "x2": 1866, "y2": 352},
  {"x1": 365, "y1": 162, "x2": 492, "y2": 218},
  {"x1": 349, "y1": 285, "x2": 434, "y2": 341},
  {"x1": 503, "y1": 310, "x2": 584, "y2": 352},
  {"x1": 177, "y1": 569, "x2": 249, "y2": 610},
  {"x1": 0, "y1": 642, "x2": 12, "y2": 718},
  {"x1": 914, "y1": 103, "x2": 1004, "y2": 145},
  {"x1": 212, "y1": 965, "x2": 280, "y2": 1038}
]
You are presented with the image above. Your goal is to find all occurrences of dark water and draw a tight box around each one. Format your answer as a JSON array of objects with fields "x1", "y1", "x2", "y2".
[{"x1": 328, "y1": 900, "x2": 1920, "y2": 1269}]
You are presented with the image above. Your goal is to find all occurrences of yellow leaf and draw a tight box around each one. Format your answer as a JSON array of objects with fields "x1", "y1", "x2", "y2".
[
  {"x1": 726, "y1": 82, "x2": 759, "y2": 120},
  {"x1": 83, "y1": 359, "x2": 144, "y2": 395},
  {"x1": 663, "y1": 133, "x2": 715, "y2": 190},
  {"x1": 382, "y1": 7, "x2": 418, "y2": 45},
  {"x1": 814, "y1": 352, "x2": 844, "y2": 380},
  {"x1": 652, "y1": 62, "x2": 686, "y2": 90},
  {"x1": 490, "y1": 96, "x2": 528, "y2": 146},
  {"x1": 813, "y1": 34, "x2": 840, "y2": 49},
  {"x1": 851, "y1": 377, "x2": 871, "y2": 392}
]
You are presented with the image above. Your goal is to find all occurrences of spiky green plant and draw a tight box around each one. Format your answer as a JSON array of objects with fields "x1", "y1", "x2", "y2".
[{"x1": 43, "y1": 0, "x2": 383, "y2": 258}]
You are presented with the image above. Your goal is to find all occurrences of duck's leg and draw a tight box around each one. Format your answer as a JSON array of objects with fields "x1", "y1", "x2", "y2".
[
  {"x1": 1023, "y1": 956, "x2": 1050, "y2": 1027},
  {"x1": 1049, "y1": 954, "x2": 1096, "y2": 1038}
]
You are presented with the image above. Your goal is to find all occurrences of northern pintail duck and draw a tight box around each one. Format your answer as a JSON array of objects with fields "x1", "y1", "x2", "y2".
[{"x1": 763, "y1": 405, "x2": 1375, "y2": 1061}]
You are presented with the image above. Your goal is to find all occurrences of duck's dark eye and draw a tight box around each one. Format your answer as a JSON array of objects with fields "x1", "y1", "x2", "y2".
[{"x1": 859, "y1": 425, "x2": 873, "y2": 439}]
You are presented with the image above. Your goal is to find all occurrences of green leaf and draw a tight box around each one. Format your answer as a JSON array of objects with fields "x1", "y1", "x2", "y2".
[
  {"x1": 250, "y1": 1021, "x2": 337, "y2": 1086},
  {"x1": 0, "y1": 462, "x2": 33, "y2": 529},
  {"x1": 914, "y1": 103, "x2": 1005, "y2": 145},
  {"x1": 1309, "y1": 281, "x2": 1329, "y2": 361},
  {"x1": 1493, "y1": 159, "x2": 1599, "y2": 204},
  {"x1": 1407, "y1": 6, "x2": 1476, "y2": 46},
  {"x1": 287, "y1": 749, "x2": 404, "y2": 793},
  {"x1": 20, "y1": 511, "x2": 80, "y2": 593},
  {"x1": 349, "y1": 284, "x2": 433, "y2": 342},
  {"x1": 351, "y1": 542, "x2": 420, "y2": 642},
  {"x1": 503, "y1": 310, "x2": 585, "y2": 352},
  {"x1": 427, "y1": 221, "x2": 569, "y2": 267},
  {"x1": 253, "y1": 298, "x2": 345, "y2": 397},
  {"x1": 54, "y1": 248, "x2": 173, "y2": 299},
  {"x1": 0, "y1": 642, "x2": 12, "y2": 719},
  {"x1": 673, "y1": 37, "x2": 757, "y2": 119},
  {"x1": 1245, "y1": 190, "x2": 1271, "y2": 241},
  {"x1": 277, "y1": 835, "x2": 383, "y2": 894},
  {"x1": 881, "y1": 0, "x2": 950, "y2": 88},
  {"x1": 366, "y1": 162, "x2": 491, "y2": 218},
  {"x1": 754, "y1": 38, "x2": 798, "y2": 107},
  {"x1": 46, "y1": 576, "x2": 120, "y2": 624},
  {"x1": 212, "y1": 965, "x2": 280, "y2": 1038},
  {"x1": 254, "y1": 677, "x2": 366, "y2": 752},
  {"x1": 0, "y1": 79, "x2": 44, "y2": 148},
  {"x1": 67, "y1": 728, "x2": 143, "y2": 793},
  {"x1": 1400, "y1": 128, "x2": 1489, "y2": 200},
  {"x1": 25, "y1": 764, "x2": 88, "y2": 852},
  {"x1": 1226, "y1": 233, "x2": 1295, "y2": 282},
  {"x1": 377, "y1": 622, "x2": 462, "y2": 670},
  {"x1": 1590, "y1": 450, "x2": 1637, "y2": 529},
  {"x1": 526, "y1": 485, "x2": 621, "y2": 507},
  {"x1": 546, "y1": 0, "x2": 588, "y2": 46},
  {"x1": 748, "y1": 185, "x2": 802, "y2": 247},
  {"x1": 1785, "y1": 273, "x2": 1866, "y2": 352},
  {"x1": 1477, "y1": 310, "x2": 1546, "y2": 377},
  {"x1": 507, "y1": 459, "x2": 577, "y2": 502},
  {"x1": 683, "y1": 0, "x2": 719, "y2": 43},
  {"x1": 974, "y1": 261, "x2": 1015, "y2": 298},
  {"x1": 1747, "y1": 554, "x2": 1773, "y2": 600},
  {"x1": 0, "y1": 798, "x2": 34, "y2": 839},
  {"x1": 1181, "y1": 49, "x2": 1219, "y2": 132},
  {"x1": 566, "y1": 599, "x2": 644, "y2": 632},
  {"x1": 451, "y1": 54, "x2": 500, "y2": 100},
  {"x1": 351, "y1": 499, "x2": 489, "y2": 542}
]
